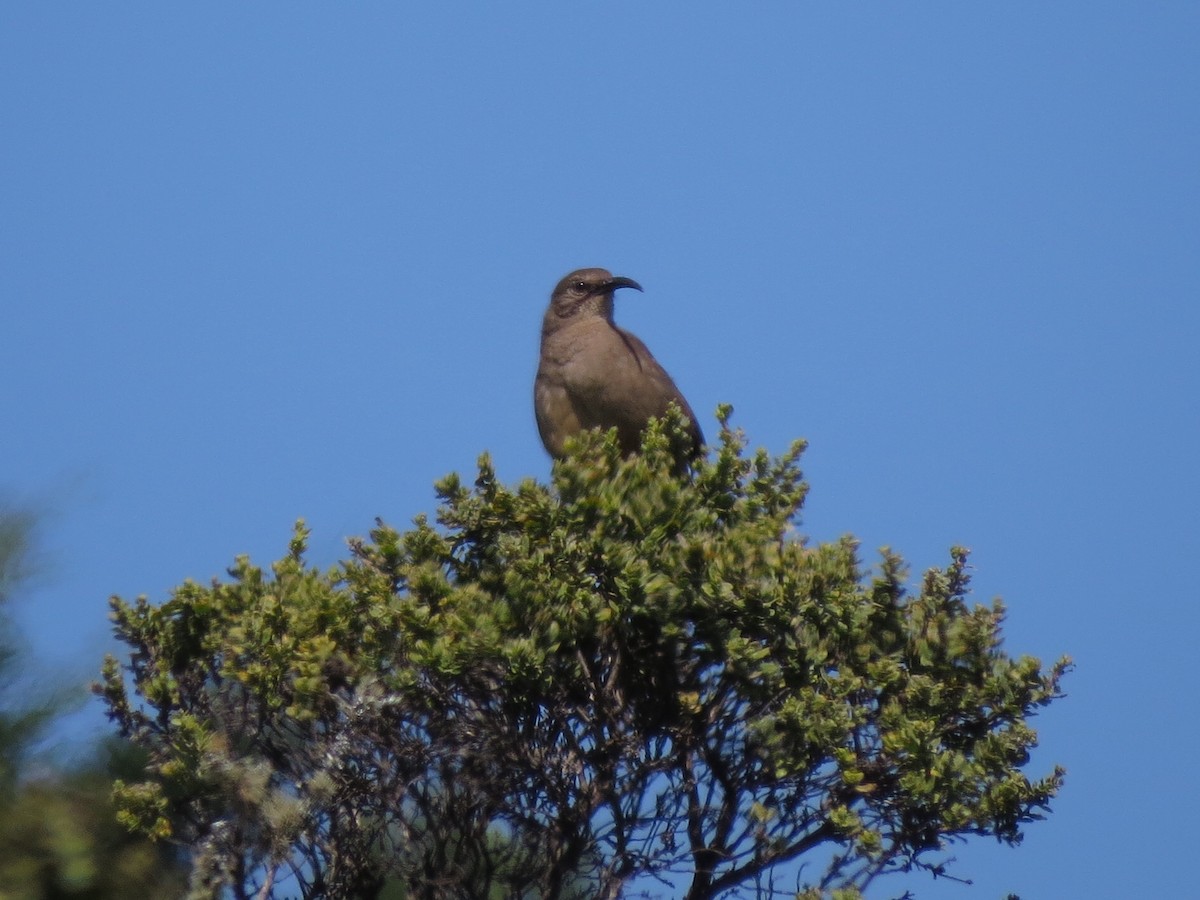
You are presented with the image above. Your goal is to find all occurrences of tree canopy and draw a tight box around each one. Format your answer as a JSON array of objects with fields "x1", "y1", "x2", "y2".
[{"x1": 99, "y1": 408, "x2": 1067, "y2": 899}]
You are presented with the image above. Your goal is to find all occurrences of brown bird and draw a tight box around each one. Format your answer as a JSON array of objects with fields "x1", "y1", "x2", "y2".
[{"x1": 534, "y1": 267, "x2": 703, "y2": 461}]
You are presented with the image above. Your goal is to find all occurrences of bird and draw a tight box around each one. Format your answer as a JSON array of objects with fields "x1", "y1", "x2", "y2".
[{"x1": 534, "y1": 267, "x2": 703, "y2": 463}]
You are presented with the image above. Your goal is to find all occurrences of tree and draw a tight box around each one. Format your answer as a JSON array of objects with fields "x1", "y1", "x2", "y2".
[
  {"x1": 0, "y1": 502, "x2": 187, "y2": 899},
  {"x1": 0, "y1": 503, "x2": 53, "y2": 799},
  {"x1": 99, "y1": 408, "x2": 1068, "y2": 899}
]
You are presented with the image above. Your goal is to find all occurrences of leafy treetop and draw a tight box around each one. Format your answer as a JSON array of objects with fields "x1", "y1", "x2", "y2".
[{"x1": 98, "y1": 406, "x2": 1068, "y2": 900}]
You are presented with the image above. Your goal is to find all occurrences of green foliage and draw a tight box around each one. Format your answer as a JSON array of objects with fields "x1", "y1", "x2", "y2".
[
  {"x1": 0, "y1": 502, "x2": 186, "y2": 899},
  {"x1": 0, "y1": 740, "x2": 188, "y2": 899},
  {"x1": 0, "y1": 503, "x2": 54, "y2": 802},
  {"x1": 99, "y1": 409, "x2": 1068, "y2": 899}
]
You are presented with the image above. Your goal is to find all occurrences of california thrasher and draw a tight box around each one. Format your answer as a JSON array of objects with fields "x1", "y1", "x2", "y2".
[{"x1": 534, "y1": 268, "x2": 703, "y2": 462}]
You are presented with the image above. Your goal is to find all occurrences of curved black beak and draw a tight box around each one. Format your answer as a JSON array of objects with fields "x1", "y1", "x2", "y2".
[{"x1": 605, "y1": 275, "x2": 643, "y2": 293}]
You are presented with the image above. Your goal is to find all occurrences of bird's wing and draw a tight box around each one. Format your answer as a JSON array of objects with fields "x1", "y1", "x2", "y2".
[{"x1": 604, "y1": 326, "x2": 704, "y2": 452}]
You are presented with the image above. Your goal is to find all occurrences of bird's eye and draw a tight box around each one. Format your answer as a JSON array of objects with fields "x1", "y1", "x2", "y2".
[{"x1": 573, "y1": 280, "x2": 587, "y2": 291}]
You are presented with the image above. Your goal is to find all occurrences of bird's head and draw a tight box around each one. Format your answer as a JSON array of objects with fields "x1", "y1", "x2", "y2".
[{"x1": 544, "y1": 267, "x2": 643, "y2": 331}]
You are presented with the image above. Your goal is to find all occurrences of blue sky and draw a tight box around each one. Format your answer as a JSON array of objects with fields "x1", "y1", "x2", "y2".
[{"x1": 2, "y1": 4, "x2": 1197, "y2": 897}]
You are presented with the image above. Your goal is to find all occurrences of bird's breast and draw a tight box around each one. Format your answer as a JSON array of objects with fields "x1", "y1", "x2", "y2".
[{"x1": 539, "y1": 322, "x2": 631, "y2": 393}]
